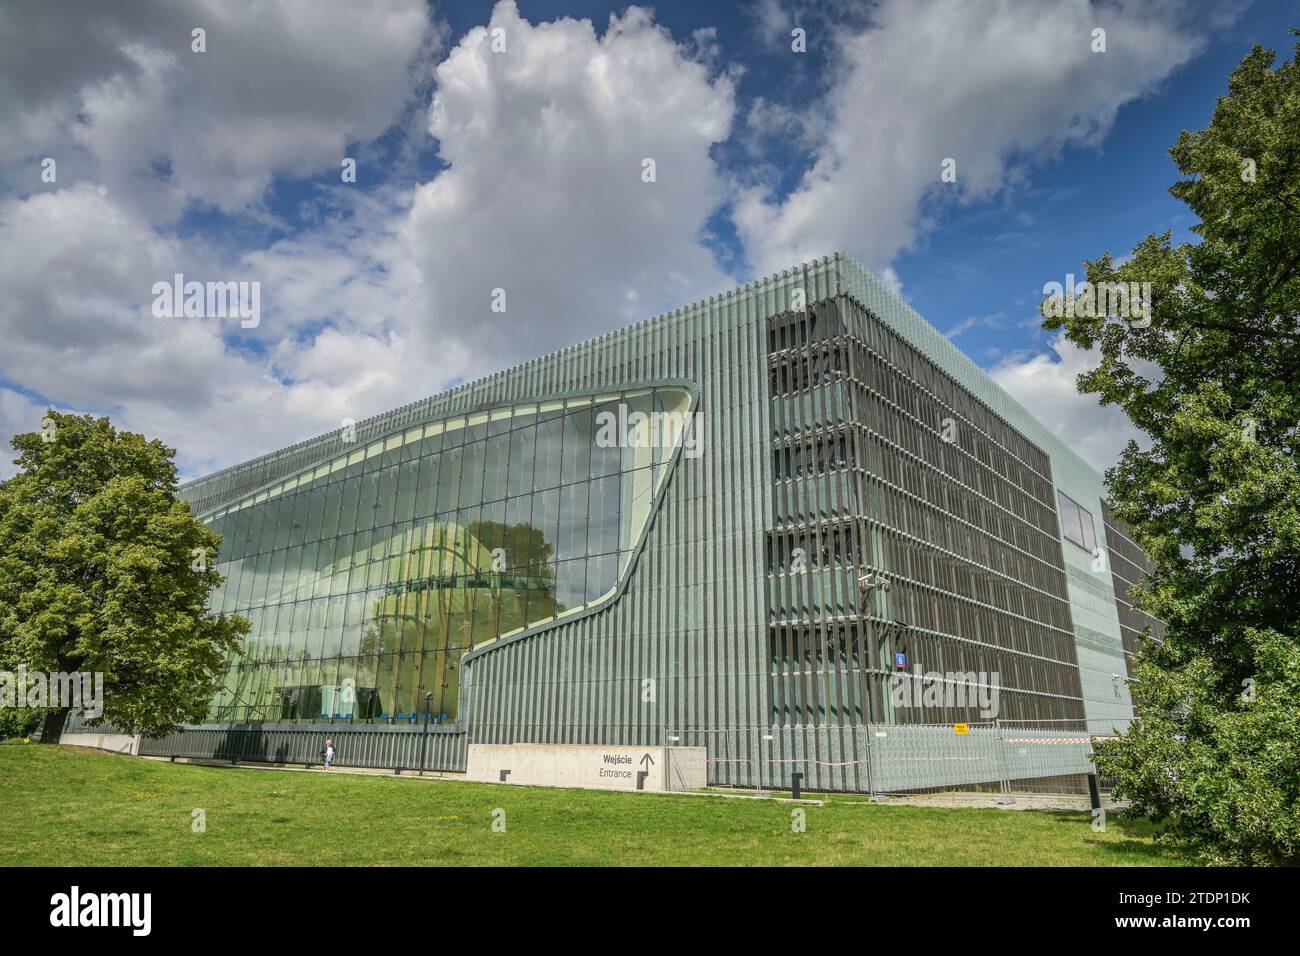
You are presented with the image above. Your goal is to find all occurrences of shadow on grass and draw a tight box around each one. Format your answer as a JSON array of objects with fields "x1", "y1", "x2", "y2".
[{"x1": 1041, "y1": 808, "x2": 1182, "y2": 864}]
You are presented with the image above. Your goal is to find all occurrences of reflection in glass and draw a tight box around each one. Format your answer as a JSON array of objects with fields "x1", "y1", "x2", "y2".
[{"x1": 201, "y1": 386, "x2": 694, "y2": 724}]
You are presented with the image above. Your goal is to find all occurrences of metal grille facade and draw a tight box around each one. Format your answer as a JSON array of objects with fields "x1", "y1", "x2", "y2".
[
  {"x1": 123, "y1": 253, "x2": 1152, "y2": 793},
  {"x1": 1102, "y1": 501, "x2": 1168, "y2": 680}
]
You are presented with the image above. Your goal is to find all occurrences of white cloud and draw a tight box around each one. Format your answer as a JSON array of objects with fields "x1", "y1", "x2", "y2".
[
  {"x1": 0, "y1": 388, "x2": 52, "y2": 480},
  {"x1": 752, "y1": 0, "x2": 794, "y2": 50},
  {"x1": 0, "y1": 1, "x2": 738, "y2": 478},
  {"x1": 945, "y1": 313, "x2": 1003, "y2": 339},
  {"x1": 0, "y1": 0, "x2": 1205, "y2": 486},
  {"x1": 989, "y1": 333, "x2": 1149, "y2": 473},
  {"x1": 0, "y1": 0, "x2": 441, "y2": 478},
  {"x1": 0, "y1": 0, "x2": 436, "y2": 219},
  {"x1": 0, "y1": 179, "x2": 445, "y2": 481},
  {"x1": 733, "y1": 0, "x2": 1202, "y2": 274},
  {"x1": 401, "y1": 1, "x2": 736, "y2": 377}
]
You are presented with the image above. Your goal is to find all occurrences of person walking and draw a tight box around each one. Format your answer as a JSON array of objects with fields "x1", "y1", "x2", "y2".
[{"x1": 321, "y1": 738, "x2": 335, "y2": 770}]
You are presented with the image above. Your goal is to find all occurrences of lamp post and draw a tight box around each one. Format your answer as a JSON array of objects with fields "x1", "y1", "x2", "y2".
[
  {"x1": 857, "y1": 568, "x2": 892, "y2": 800},
  {"x1": 419, "y1": 691, "x2": 433, "y2": 776},
  {"x1": 857, "y1": 566, "x2": 894, "y2": 687}
]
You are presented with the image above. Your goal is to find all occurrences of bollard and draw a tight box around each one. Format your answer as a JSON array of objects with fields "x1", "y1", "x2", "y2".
[
  {"x1": 792, "y1": 772, "x2": 803, "y2": 801},
  {"x1": 1087, "y1": 773, "x2": 1101, "y2": 812}
]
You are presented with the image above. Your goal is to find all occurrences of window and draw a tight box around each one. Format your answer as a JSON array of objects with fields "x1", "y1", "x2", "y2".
[{"x1": 1056, "y1": 491, "x2": 1096, "y2": 552}]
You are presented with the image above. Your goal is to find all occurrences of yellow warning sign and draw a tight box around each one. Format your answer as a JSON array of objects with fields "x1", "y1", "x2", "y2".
[{"x1": 953, "y1": 723, "x2": 969, "y2": 735}]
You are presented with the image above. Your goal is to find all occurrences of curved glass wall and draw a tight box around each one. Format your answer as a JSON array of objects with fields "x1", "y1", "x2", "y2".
[{"x1": 201, "y1": 385, "x2": 695, "y2": 724}]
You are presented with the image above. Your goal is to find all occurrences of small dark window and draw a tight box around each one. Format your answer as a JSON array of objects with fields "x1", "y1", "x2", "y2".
[{"x1": 1056, "y1": 490, "x2": 1097, "y2": 552}]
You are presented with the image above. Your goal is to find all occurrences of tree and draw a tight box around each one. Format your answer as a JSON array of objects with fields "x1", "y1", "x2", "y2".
[
  {"x1": 1044, "y1": 36, "x2": 1300, "y2": 864},
  {"x1": 0, "y1": 706, "x2": 42, "y2": 741},
  {"x1": 0, "y1": 411, "x2": 247, "y2": 740}
]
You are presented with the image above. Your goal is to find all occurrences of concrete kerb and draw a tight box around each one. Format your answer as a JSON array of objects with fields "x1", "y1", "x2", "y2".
[{"x1": 134, "y1": 755, "x2": 1106, "y2": 810}]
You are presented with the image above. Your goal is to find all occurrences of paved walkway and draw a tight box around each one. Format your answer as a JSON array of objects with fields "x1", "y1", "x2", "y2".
[
  {"x1": 144, "y1": 754, "x2": 1115, "y2": 809},
  {"x1": 865, "y1": 791, "x2": 1126, "y2": 812}
]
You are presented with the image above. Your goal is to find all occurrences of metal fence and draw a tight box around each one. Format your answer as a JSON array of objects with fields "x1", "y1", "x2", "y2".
[
  {"x1": 664, "y1": 720, "x2": 1108, "y2": 795},
  {"x1": 869, "y1": 722, "x2": 1096, "y2": 793},
  {"x1": 66, "y1": 714, "x2": 1118, "y2": 794}
]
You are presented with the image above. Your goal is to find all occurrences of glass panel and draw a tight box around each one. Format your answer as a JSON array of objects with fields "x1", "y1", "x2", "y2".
[
  {"x1": 436, "y1": 444, "x2": 462, "y2": 515},
  {"x1": 267, "y1": 548, "x2": 287, "y2": 606},
  {"x1": 415, "y1": 453, "x2": 439, "y2": 520},
  {"x1": 562, "y1": 406, "x2": 592, "y2": 484},
  {"x1": 557, "y1": 481, "x2": 588, "y2": 561},
  {"x1": 590, "y1": 400, "x2": 622, "y2": 479},
  {"x1": 375, "y1": 464, "x2": 398, "y2": 528},
  {"x1": 459, "y1": 438, "x2": 485, "y2": 505},
  {"x1": 482, "y1": 432, "x2": 509, "y2": 504},
  {"x1": 375, "y1": 653, "x2": 400, "y2": 719},
  {"x1": 488, "y1": 408, "x2": 513, "y2": 436},
  {"x1": 466, "y1": 412, "x2": 489, "y2": 443},
  {"x1": 395, "y1": 457, "x2": 419, "y2": 525},
  {"x1": 321, "y1": 482, "x2": 343, "y2": 541},
  {"x1": 256, "y1": 501, "x2": 276, "y2": 554},
  {"x1": 556, "y1": 558, "x2": 586, "y2": 612},
  {"x1": 196, "y1": 387, "x2": 694, "y2": 723},
  {"x1": 1057, "y1": 491, "x2": 1085, "y2": 547},
  {"x1": 249, "y1": 552, "x2": 270, "y2": 608},
  {"x1": 338, "y1": 477, "x2": 359, "y2": 535},
  {"x1": 621, "y1": 466, "x2": 655, "y2": 551},
  {"x1": 504, "y1": 496, "x2": 533, "y2": 572},
  {"x1": 585, "y1": 553, "x2": 618, "y2": 604},
  {"x1": 589, "y1": 474, "x2": 620, "y2": 556},
  {"x1": 533, "y1": 415, "x2": 563, "y2": 490},
  {"x1": 507, "y1": 424, "x2": 536, "y2": 497},
  {"x1": 304, "y1": 484, "x2": 325, "y2": 544},
  {"x1": 358, "y1": 469, "x2": 381, "y2": 531},
  {"x1": 531, "y1": 489, "x2": 560, "y2": 574},
  {"x1": 620, "y1": 389, "x2": 657, "y2": 475},
  {"x1": 339, "y1": 592, "x2": 365, "y2": 657}
]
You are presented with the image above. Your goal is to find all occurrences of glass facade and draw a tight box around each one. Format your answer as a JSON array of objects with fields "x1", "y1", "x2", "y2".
[{"x1": 202, "y1": 385, "x2": 694, "y2": 725}]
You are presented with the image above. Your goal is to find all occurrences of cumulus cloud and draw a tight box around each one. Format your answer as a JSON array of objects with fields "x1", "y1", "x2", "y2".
[
  {"x1": 0, "y1": 184, "x2": 297, "y2": 475},
  {"x1": 402, "y1": 1, "x2": 736, "y2": 375},
  {"x1": 0, "y1": 388, "x2": 53, "y2": 479},
  {"x1": 0, "y1": 0, "x2": 738, "y2": 477},
  {"x1": 989, "y1": 333, "x2": 1150, "y2": 473},
  {"x1": 733, "y1": 0, "x2": 1203, "y2": 274},
  {"x1": 0, "y1": 0, "x2": 442, "y2": 477},
  {"x1": 0, "y1": 0, "x2": 1205, "y2": 484},
  {"x1": 0, "y1": 0, "x2": 436, "y2": 219}
]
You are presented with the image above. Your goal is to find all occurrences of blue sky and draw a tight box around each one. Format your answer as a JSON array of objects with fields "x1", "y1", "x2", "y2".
[
  {"x1": 0, "y1": 0, "x2": 1294, "y2": 480},
  {"x1": 895, "y1": 5, "x2": 1298, "y2": 364}
]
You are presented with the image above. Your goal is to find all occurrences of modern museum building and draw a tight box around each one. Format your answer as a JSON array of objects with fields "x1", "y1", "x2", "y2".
[{"x1": 70, "y1": 253, "x2": 1164, "y2": 794}]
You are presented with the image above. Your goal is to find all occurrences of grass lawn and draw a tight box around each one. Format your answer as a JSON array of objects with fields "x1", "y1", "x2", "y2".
[{"x1": 0, "y1": 743, "x2": 1185, "y2": 866}]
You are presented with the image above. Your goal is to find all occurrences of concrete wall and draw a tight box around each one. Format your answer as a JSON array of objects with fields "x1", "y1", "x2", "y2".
[
  {"x1": 60, "y1": 732, "x2": 140, "y2": 755},
  {"x1": 466, "y1": 743, "x2": 707, "y2": 792}
]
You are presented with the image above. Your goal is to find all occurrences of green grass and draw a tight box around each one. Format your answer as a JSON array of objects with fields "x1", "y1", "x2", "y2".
[{"x1": 0, "y1": 743, "x2": 1184, "y2": 866}]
